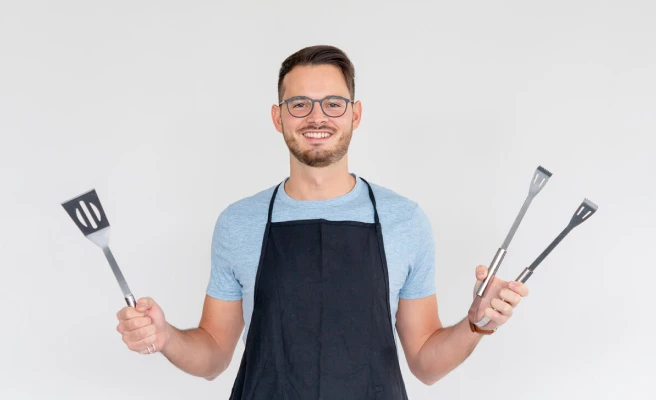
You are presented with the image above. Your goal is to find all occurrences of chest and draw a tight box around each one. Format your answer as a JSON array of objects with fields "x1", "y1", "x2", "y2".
[{"x1": 234, "y1": 224, "x2": 411, "y2": 302}]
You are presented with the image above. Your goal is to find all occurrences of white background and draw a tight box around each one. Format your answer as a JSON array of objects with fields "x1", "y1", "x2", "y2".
[{"x1": 1, "y1": 0, "x2": 654, "y2": 399}]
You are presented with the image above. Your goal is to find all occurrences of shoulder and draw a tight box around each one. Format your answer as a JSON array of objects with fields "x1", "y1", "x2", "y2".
[
  {"x1": 364, "y1": 179, "x2": 423, "y2": 224},
  {"x1": 226, "y1": 183, "x2": 279, "y2": 218},
  {"x1": 213, "y1": 182, "x2": 280, "y2": 230}
]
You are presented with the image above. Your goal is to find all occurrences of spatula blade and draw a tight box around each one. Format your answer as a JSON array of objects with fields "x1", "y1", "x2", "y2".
[{"x1": 61, "y1": 189, "x2": 110, "y2": 236}]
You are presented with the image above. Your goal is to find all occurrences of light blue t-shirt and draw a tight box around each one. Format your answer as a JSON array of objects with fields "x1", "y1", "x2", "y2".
[{"x1": 206, "y1": 174, "x2": 436, "y2": 343}]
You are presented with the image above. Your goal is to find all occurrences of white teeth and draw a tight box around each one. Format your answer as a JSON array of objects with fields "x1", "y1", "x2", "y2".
[{"x1": 303, "y1": 132, "x2": 332, "y2": 138}]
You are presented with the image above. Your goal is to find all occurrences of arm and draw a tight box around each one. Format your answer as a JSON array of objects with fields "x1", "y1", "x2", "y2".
[
  {"x1": 396, "y1": 295, "x2": 483, "y2": 386},
  {"x1": 117, "y1": 208, "x2": 245, "y2": 379},
  {"x1": 161, "y1": 295, "x2": 244, "y2": 381},
  {"x1": 161, "y1": 204, "x2": 244, "y2": 380},
  {"x1": 396, "y1": 267, "x2": 529, "y2": 386}
]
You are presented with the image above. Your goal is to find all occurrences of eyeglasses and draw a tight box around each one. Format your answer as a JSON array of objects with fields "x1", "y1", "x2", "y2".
[{"x1": 279, "y1": 95, "x2": 354, "y2": 118}]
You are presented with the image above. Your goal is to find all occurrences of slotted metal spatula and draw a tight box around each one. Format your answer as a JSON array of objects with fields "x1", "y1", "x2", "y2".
[{"x1": 61, "y1": 189, "x2": 136, "y2": 307}]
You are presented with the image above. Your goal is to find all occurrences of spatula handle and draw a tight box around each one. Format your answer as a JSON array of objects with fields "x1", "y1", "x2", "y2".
[{"x1": 125, "y1": 294, "x2": 136, "y2": 307}]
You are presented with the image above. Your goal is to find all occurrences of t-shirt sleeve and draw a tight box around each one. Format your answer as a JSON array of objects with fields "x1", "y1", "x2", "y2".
[
  {"x1": 399, "y1": 204, "x2": 436, "y2": 299},
  {"x1": 206, "y1": 206, "x2": 243, "y2": 300}
]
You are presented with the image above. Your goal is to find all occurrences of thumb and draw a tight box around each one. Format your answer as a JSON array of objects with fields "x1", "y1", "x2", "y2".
[
  {"x1": 136, "y1": 297, "x2": 153, "y2": 313},
  {"x1": 475, "y1": 265, "x2": 488, "y2": 283}
]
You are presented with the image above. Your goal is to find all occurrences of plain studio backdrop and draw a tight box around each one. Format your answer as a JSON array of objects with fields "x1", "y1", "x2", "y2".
[{"x1": 1, "y1": 0, "x2": 654, "y2": 399}]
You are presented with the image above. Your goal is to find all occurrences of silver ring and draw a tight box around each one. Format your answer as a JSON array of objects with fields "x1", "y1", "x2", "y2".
[
  {"x1": 151, "y1": 343, "x2": 156, "y2": 353},
  {"x1": 146, "y1": 346, "x2": 152, "y2": 354}
]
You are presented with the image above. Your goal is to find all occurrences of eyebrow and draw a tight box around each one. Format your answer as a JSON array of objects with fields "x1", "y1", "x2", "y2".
[{"x1": 288, "y1": 94, "x2": 348, "y2": 99}]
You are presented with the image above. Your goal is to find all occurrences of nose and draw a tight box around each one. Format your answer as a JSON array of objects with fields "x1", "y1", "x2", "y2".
[{"x1": 306, "y1": 100, "x2": 328, "y2": 125}]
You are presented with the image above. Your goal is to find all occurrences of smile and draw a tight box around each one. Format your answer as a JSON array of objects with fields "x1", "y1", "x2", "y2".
[{"x1": 302, "y1": 131, "x2": 333, "y2": 139}]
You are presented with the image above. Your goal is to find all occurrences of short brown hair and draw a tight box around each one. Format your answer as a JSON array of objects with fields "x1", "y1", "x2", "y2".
[{"x1": 277, "y1": 45, "x2": 355, "y2": 103}]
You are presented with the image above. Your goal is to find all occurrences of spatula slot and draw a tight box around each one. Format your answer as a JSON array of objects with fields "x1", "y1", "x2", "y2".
[
  {"x1": 90, "y1": 203, "x2": 101, "y2": 221},
  {"x1": 80, "y1": 201, "x2": 98, "y2": 229},
  {"x1": 76, "y1": 208, "x2": 87, "y2": 228}
]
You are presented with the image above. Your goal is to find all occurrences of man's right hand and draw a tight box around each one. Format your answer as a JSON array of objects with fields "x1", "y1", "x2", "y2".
[{"x1": 116, "y1": 297, "x2": 170, "y2": 355}]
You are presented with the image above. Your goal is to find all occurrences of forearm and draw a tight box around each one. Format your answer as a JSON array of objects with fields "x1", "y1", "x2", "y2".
[
  {"x1": 413, "y1": 317, "x2": 483, "y2": 385},
  {"x1": 160, "y1": 323, "x2": 232, "y2": 380}
]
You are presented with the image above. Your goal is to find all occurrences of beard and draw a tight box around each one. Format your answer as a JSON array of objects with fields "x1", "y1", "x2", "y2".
[{"x1": 282, "y1": 122, "x2": 353, "y2": 168}]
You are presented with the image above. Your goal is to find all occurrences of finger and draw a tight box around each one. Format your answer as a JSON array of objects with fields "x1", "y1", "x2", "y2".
[
  {"x1": 136, "y1": 297, "x2": 154, "y2": 313},
  {"x1": 485, "y1": 307, "x2": 509, "y2": 326},
  {"x1": 475, "y1": 265, "x2": 488, "y2": 281},
  {"x1": 126, "y1": 331, "x2": 157, "y2": 352},
  {"x1": 117, "y1": 316, "x2": 152, "y2": 334},
  {"x1": 126, "y1": 324, "x2": 157, "y2": 343},
  {"x1": 508, "y1": 281, "x2": 529, "y2": 297},
  {"x1": 117, "y1": 307, "x2": 145, "y2": 321},
  {"x1": 136, "y1": 341, "x2": 158, "y2": 355},
  {"x1": 499, "y1": 288, "x2": 521, "y2": 307},
  {"x1": 491, "y1": 298, "x2": 513, "y2": 317}
]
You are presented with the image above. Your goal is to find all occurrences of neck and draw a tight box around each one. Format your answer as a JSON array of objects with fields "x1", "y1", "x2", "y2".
[{"x1": 285, "y1": 154, "x2": 355, "y2": 201}]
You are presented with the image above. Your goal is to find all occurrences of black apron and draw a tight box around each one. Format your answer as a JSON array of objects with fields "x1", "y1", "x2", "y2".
[{"x1": 229, "y1": 178, "x2": 408, "y2": 400}]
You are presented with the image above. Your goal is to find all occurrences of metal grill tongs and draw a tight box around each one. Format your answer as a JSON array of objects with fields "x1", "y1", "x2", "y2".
[{"x1": 471, "y1": 166, "x2": 598, "y2": 328}]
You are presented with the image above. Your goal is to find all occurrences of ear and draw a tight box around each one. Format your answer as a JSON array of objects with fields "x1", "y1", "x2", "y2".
[
  {"x1": 351, "y1": 100, "x2": 362, "y2": 130},
  {"x1": 271, "y1": 104, "x2": 284, "y2": 134}
]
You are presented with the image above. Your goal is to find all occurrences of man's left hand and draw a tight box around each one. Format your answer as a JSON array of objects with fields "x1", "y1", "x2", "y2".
[{"x1": 467, "y1": 265, "x2": 530, "y2": 331}]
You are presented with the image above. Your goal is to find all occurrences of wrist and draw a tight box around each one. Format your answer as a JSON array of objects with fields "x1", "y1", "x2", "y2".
[
  {"x1": 467, "y1": 318, "x2": 496, "y2": 335},
  {"x1": 160, "y1": 322, "x2": 175, "y2": 354}
]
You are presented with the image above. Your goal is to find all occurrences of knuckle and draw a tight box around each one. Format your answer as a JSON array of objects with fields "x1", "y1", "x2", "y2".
[
  {"x1": 138, "y1": 317, "x2": 152, "y2": 330},
  {"x1": 130, "y1": 317, "x2": 147, "y2": 331},
  {"x1": 127, "y1": 319, "x2": 139, "y2": 332},
  {"x1": 497, "y1": 312, "x2": 507, "y2": 323},
  {"x1": 505, "y1": 304, "x2": 513, "y2": 315},
  {"x1": 128, "y1": 318, "x2": 142, "y2": 331},
  {"x1": 134, "y1": 326, "x2": 149, "y2": 341}
]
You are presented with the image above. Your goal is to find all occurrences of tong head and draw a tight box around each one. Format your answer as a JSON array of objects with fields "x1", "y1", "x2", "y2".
[
  {"x1": 62, "y1": 189, "x2": 111, "y2": 236},
  {"x1": 569, "y1": 198, "x2": 598, "y2": 228},
  {"x1": 528, "y1": 165, "x2": 552, "y2": 195}
]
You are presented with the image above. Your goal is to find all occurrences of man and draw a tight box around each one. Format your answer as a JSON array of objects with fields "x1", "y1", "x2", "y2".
[{"x1": 116, "y1": 45, "x2": 529, "y2": 399}]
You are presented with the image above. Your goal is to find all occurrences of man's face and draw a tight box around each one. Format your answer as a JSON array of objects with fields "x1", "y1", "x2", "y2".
[{"x1": 272, "y1": 64, "x2": 361, "y2": 168}]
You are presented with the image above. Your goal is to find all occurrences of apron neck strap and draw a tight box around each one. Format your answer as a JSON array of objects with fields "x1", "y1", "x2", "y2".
[
  {"x1": 359, "y1": 178, "x2": 380, "y2": 225},
  {"x1": 268, "y1": 183, "x2": 281, "y2": 224},
  {"x1": 267, "y1": 177, "x2": 380, "y2": 225}
]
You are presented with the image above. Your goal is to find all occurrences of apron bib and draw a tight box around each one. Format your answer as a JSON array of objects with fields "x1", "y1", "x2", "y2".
[{"x1": 230, "y1": 178, "x2": 408, "y2": 399}]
